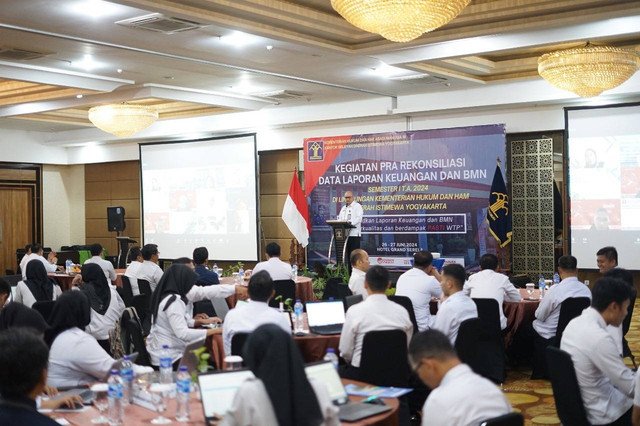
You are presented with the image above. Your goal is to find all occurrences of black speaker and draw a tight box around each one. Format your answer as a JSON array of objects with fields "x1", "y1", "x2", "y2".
[{"x1": 107, "y1": 206, "x2": 126, "y2": 232}]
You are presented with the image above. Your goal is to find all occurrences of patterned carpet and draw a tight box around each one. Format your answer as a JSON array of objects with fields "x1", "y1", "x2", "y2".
[{"x1": 502, "y1": 298, "x2": 640, "y2": 425}]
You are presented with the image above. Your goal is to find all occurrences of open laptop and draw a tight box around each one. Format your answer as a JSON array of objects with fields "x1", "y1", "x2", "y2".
[
  {"x1": 178, "y1": 338, "x2": 207, "y2": 373},
  {"x1": 306, "y1": 300, "x2": 346, "y2": 335},
  {"x1": 198, "y1": 369, "x2": 255, "y2": 424},
  {"x1": 211, "y1": 297, "x2": 230, "y2": 320},
  {"x1": 305, "y1": 361, "x2": 392, "y2": 421}
]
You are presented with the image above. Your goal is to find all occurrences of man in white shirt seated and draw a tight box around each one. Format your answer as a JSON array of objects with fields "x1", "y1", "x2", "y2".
[
  {"x1": 463, "y1": 253, "x2": 521, "y2": 330},
  {"x1": 136, "y1": 244, "x2": 164, "y2": 291},
  {"x1": 338, "y1": 265, "x2": 413, "y2": 380},
  {"x1": 124, "y1": 246, "x2": 143, "y2": 295},
  {"x1": 222, "y1": 270, "x2": 291, "y2": 355},
  {"x1": 83, "y1": 243, "x2": 117, "y2": 285},
  {"x1": 432, "y1": 264, "x2": 477, "y2": 345},
  {"x1": 347, "y1": 249, "x2": 369, "y2": 299},
  {"x1": 561, "y1": 277, "x2": 636, "y2": 425},
  {"x1": 596, "y1": 246, "x2": 626, "y2": 356},
  {"x1": 20, "y1": 243, "x2": 59, "y2": 280},
  {"x1": 18, "y1": 243, "x2": 32, "y2": 276},
  {"x1": 395, "y1": 251, "x2": 442, "y2": 331},
  {"x1": 409, "y1": 329, "x2": 512, "y2": 426},
  {"x1": 251, "y1": 243, "x2": 293, "y2": 281}
]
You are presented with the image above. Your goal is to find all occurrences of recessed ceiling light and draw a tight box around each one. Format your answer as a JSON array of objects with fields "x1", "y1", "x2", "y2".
[
  {"x1": 163, "y1": 76, "x2": 174, "y2": 80},
  {"x1": 219, "y1": 31, "x2": 258, "y2": 47},
  {"x1": 76, "y1": 94, "x2": 84, "y2": 99},
  {"x1": 266, "y1": 45, "x2": 273, "y2": 50},
  {"x1": 116, "y1": 68, "x2": 123, "y2": 73},
  {"x1": 71, "y1": 55, "x2": 102, "y2": 71},
  {"x1": 69, "y1": 0, "x2": 123, "y2": 18},
  {"x1": 371, "y1": 63, "x2": 419, "y2": 79}
]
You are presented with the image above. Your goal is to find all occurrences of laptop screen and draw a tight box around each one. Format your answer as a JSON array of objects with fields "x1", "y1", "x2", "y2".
[
  {"x1": 305, "y1": 361, "x2": 348, "y2": 404},
  {"x1": 306, "y1": 301, "x2": 346, "y2": 327},
  {"x1": 198, "y1": 369, "x2": 255, "y2": 418}
]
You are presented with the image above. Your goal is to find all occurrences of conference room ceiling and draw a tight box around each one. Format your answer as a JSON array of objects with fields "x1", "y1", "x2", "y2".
[{"x1": 0, "y1": 0, "x2": 637, "y2": 132}]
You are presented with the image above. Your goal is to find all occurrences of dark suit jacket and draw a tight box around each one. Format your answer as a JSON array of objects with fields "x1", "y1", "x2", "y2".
[
  {"x1": 195, "y1": 264, "x2": 220, "y2": 285},
  {"x1": 0, "y1": 396, "x2": 60, "y2": 426}
]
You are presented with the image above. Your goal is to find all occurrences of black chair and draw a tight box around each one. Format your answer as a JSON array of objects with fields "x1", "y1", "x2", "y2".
[
  {"x1": 344, "y1": 294, "x2": 363, "y2": 311},
  {"x1": 322, "y1": 277, "x2": 352, "y2": 300},
  {"x1": 388, "y1": 295, "x2": 419, "y2": 336},
  {"x1": 5, "y1": 269, "x2": 14, "y2": 276},
  {"x1": 268, "y1": 280, "x2": 296, "y2": 308},
  {"x1": 138, "y1": 279, "x2": 152, "y2": 296},
  {"x1": 546, "y1": 346, "x2": 591, "y2": 426},
  {"x1": 193, "y1": 300, "x2": 217, "y2": 317},
  {"x1": 124, "y1": 318, "x2": 152, "y2": 367},
  {"x1": 456, "y1": 317, "x2": 505, "y2": 384},
  {"x1": 3, "y1": 274, "x2": 22, "y2": 288},
  {"x1": 32, "y1": 300, "x2": 55, "y2": 323},
  {"x1": 132, "y1": 294, "x2": 152, "y2": 336},
  {"x1": 359, "y1": 330, "x2": 410, "y2": 388},
  {"x1": 480, "y1": 412, "x2": 524, "y2": 426},
  {"x1": 623, "y1": 294, "x2": 637, "y2": 369},
  {"x1": 472, "y1": 298, "x2": 502, "y2": 335},
  {"x1": 231, "y1": 332, "x2": 249, "y2": 357},
  {"x1": 120, "y1": 276, "x2": 135, "y2": 307}
]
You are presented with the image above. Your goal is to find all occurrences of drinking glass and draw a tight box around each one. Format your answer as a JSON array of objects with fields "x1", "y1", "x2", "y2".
[
  {"x1": 90, "y1": 383, "x2": 109, "y2": 424},
  {"x1": 224, "y1": 355, "x2": 243, "y2": 371},
  {"x1": 149, "y1": 383, "x2": 173, "y2": 424},
  {"x1": 525, "y1": 283, "x2": 535, "y2": 299}
]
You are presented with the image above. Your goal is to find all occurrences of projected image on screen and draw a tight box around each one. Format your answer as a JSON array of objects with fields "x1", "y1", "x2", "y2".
[
  {"x1": 140, "y1": 135, "x2": 258, "y2": 261},
  {"x1": 568, "y1": 105, "x2": 640, "y2": 269}
]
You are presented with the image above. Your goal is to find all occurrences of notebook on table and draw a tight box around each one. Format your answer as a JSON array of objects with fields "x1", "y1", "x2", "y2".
[
  {"x1": 304, "y1": 361, "x2": 392, "y2": 422},
  {"x1": 306, "y1": 300, "x2": 346, "y2": 335},
  {"x1": 198, "y1": 368, "x2": 255, "y2": 424}
]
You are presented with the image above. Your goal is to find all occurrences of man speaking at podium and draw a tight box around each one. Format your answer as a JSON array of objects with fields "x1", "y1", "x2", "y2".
[{"x1": 338, "y1": 191, "x2": 363, "y2": 272}]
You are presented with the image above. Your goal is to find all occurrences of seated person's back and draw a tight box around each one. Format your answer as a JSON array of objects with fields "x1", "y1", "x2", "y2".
[
  {"x1": 432, "y1": 264, "x2": 477, "y2": 345},
  {"x1": 15, "y1": 260, "x2": 62, "y2": 308},
  {"x1": 83, "y1": 243, "x2": 116, "y2": 284},
  {"x1": 347, "y1": 249, "x2": 370, "y2": 299},
  {"x1": 192, "y1": 246, "x2": 220, "y2": 285},
  {"x1": 251, "y1": 242, "x2": 292, "y2": 281},
  {"x1": 79, "y1": 264, "x2": 126, "y2": 343},
  {"x1": 223, "y1": 271, "x2": 291, "y2": 355}
]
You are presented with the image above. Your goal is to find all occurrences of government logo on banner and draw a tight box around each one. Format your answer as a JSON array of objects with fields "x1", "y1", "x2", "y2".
[{"x1": 307, "y1": 140, "x2": 324, "y2": 161}]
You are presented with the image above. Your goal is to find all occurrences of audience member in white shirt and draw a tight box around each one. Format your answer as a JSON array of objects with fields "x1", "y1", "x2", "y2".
[
  {"x1": 124, "y1": 246, "x2": 144, "y2": 295},
  {"x1": 463, "y1": 253, "x2": 521, "y2": 330},
  {"x1": 339, "y1": 265, "x2": 413, "y2": 379},
  {"x1": 409, "y1": 329, "x2": 512, "y2": 426},
  {"x1": 347, "y1": 249, "x2": 370, "y2": 299},
  {"x1": 20, "y1": 243, "x2": 59, "y2": 280},
  {"x1": 15, "y1": 260, "x2": 62, "y2": 308},
  {"x1": 137, "y1": 244, "x2": 164, "y2": 292},
  {"x1": 83, "y1": 243, "x2": 117, "y2": 285},
  {"x1": 222, "y1": 324, "x2": 339, "y2": 426},
  {"x1": 0, "y1": 278, "x2": 10, "y2": 310},
  {"x1": 251, "y1": 242, "x2": 294, "y2": 281},
  {"x1": 223, "y1": 270, "x2": 292, "y2": 355},
  {"x1": 561, "y1": 277, "x2": 636, "y2": 425},
  {"x1": 633, "y1": 371, "x2": 640, "y2": 426},
  {"x1": 45, "y1": 291, "x2": 151, "y2": 388},
  {"x1": 79, "y1": 263, "x2": 125, "y2": 353},
  {"x1": 337, "y1": 191, "x2": 364, "y2": 274},
  {"x1": 597, "y1": 246, "x2": 626, "y2": 356},
  {"x1": 18, "y1": 243, "x2": 32, "y2": 275},
  {"x1": 146, "y1": 264, "x2": 232, "y2": 366},
  {"x1": 395, "y1": 251, "x2": 443, "y2": 331},
  {"x1": 432, "y1": 264, "x2": 477, "y2": 345}
]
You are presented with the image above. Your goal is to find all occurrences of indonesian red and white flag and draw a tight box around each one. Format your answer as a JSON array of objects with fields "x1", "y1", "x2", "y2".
[{"x1": 281, "y1": 171, "x2": 311, "y2": 247}]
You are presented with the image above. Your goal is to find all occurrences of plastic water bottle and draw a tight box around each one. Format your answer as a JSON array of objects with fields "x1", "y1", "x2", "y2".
[
  {"x1": 175, "y1": 366, "x2": 191, "y2": 421},
  {"x1": 237, "y1": 266, "x2": 244, "y2": 284},
  {"x1": 213, "y1": 263, "x2": 218, "y2": 275},
  {"x1": 294, "y1": 299, "x2": 304, "y2": 333},
  {"x1": 159, "y1": 345, "x2": 173, "y2": 384},
  {"x1": 292, "y1": 264, "x2": 298, "y2": 280},
  {"x1": 107, "y1": 370, "x2": 124, "y2": 425},
  {"x1": 553, "y1": 272, "x2": 560, "y2": 286},
  {"x1": 119, "y1": 355, "x2": 133, "y2": 405},
  {"x1": 323, "y1": 348, "x2": 339, "y2": 369},
  {"x1": 538, "y1": 275, "x2": 546, "y2": 299},
  {"x1": 65, "y1": 258, "x2": 73, "y2": 274}
]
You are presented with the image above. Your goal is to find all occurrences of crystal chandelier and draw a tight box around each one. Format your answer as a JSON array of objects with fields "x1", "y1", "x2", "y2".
[
  {"x1": 88, "y1": 103, "x2": 159, "y2": 138},
  {"x1": 538, "y1": 45, "x2": 640, "y2": 98},
  {"x1": 331, "y1": 0, "x2": 470, "y2": 43}
]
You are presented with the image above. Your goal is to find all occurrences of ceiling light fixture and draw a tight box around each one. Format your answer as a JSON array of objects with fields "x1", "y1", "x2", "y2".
[
  {"x1": 266, "y1": 45, "x2": 273, "y2": 50},
  {"x1": 88, "y1": 103, "x2": 158, "y2": 138},
  {"x1": 70, "y1": 0, "x2": 123, "y2": 18},
  {"x1": 76, "y1": 94, "x2": 83, "y2": 99},
  {"x1": 331, "y1": 0, "x2": 470, "y2": 42},
  {"x1": 117, "y1": 68, "x2": 123, "y2": 73},
  {"x1": 220, "y1": 31, "x2": 258, "y2": 47},
  {"x1": 371, "y1": 63, "x2": 417, "y2": 79},
  {"x1": 538, "y1": 44, "x2": 640, "y2": 97},
  {"x1": 71, "y1": 54, "x2": 102, "y2": 71}
]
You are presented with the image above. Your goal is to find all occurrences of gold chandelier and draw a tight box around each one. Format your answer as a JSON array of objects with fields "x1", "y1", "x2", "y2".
[
  {"x1": 538, "y1": 45, "x2": 640, "y2": 98},
  {"x1": 88, "y1": 103, "x2": 159, "y2": 138},
  {"x1": 331, "y1": 0, "x2": 470, "y2": 43}
]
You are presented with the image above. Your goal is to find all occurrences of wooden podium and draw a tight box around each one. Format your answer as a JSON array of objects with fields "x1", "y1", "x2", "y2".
[{"x1": 326, "y1": 220, "x2": 355, "y2": 266}]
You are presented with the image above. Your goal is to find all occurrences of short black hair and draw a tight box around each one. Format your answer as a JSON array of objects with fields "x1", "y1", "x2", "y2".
[
  {"x1": 128, "y1": 246, "x2": 142, "y2": 263},
  {"x1": 193, "y1": 247, "x2": 208, "y2": 265},
  {"x1": 265, "y1": 242, "x2": 281, "y2": 257},
  {"x1": 603, "y1": 267, "x2": 634, "y2": 288},
  {"x1": 597, "y1": 246, "x2": 618, "y2": 264},
  {"x1": 142, "y1": 244, "x2": 159, "y2": 260},
  {"x1": 413, "y1": 251, "x2": 433, "y2": 268},
  {"x1": 591, "y1": 277, "x2": 636, "y2": 312},
  {"x1": 365, "y1": 265, "x2": 389, "y2": 292},
  {"x1": 0, "y1": 328, "x2": 49, "y2": 398},
  {"x1": 31, "y1": 243, "x2": 43, "y2": 254},
  {"x1": 442, "y1": 264, "x2": 465, "y2": 289},
  {"x1": 89, "y1": 243, "x2": 103, "y2": 256},
  {"x1": 0, "y1": 278, "x2": 10, "y2": 296},
  {"x1": 24, "y1": 244, "x2": 32, "y2": 252},
  {"x1": 409, "y1": 329, "x2": 457, "y2": 362},
  {"x1": 557, "y1": 255, "x2": 578, "y2": 271},
  {"x1": 173, "y1": 257, "x2": 193, "y2": 265},
  {"x1": 350, "y1": 249, "x2": 366, "y2": 267},
  {"x1": 248, "y1": 270, "x2": 274, "y2": 302},
  {"x1": 479, "y1": 253, "x2": 498, "y2": 270}
]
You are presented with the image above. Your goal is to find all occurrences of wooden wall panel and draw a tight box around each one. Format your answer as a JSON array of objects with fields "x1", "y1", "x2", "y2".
[{"x1": 85, "y1": 161, "x2": 141, "y2": 256}]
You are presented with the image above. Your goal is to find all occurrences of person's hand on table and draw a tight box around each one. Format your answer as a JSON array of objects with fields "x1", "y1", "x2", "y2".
[
  {"x1": 195, "y1": 317, "x2": 222, "y2": 327},
  {"x1": 43, "y1": 386, "x2": 58, "y2": 397},
  {"x1": 71, "y1": 274, "x2": 83, "y2": 287},
  {"x1": 235, "y1": 285, "x2": 249, "y2": 300},
  {"x1": 42, "y1": 394, "x2": 84, "y2": 410},
  {"x1": 194, "y1": 313, "x2": 209, "y2": 320}
]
